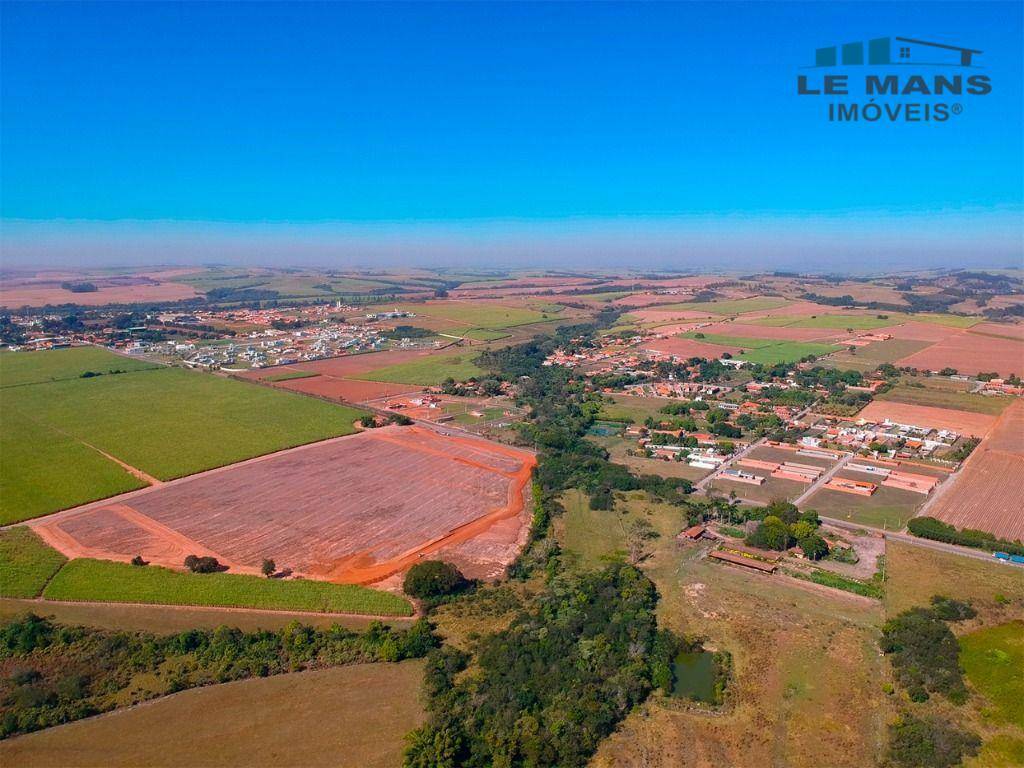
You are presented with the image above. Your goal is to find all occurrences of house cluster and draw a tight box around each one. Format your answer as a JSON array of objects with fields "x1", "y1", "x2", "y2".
[
  {"x1": 801, "y1": 415, "x2": 961, "y2": 457},
  {"x1": 828, "y1": 461, "x2": 942, "y2": 496}
]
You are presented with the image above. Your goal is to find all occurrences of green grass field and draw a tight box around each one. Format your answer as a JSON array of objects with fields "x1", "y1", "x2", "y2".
[
  {"x1": 262, "y1": 369, "x2": 320, "y2": 382},
  {"x1": 387, "y1": 302, "x2": 547, "y2": 329},
  {"x1": 0, "y1": 527, "x2": 67, "y2": 598},
  {"x1": 659, "y1": 297, "x2": 791, "y2": 315},
  {"x1": 875, "y1": 384, "x2": 1011, "y2": 416},
  {"x1": 0, "y1": 347, "x2": 157, "y2": 388},
  {"x1": 359, "y1": 353, "x2": 483, "y2": 385},
  {"x1": 460, "y1": 328, "x2": 511, "y2": 341},
  {"x1": 683, "y1": 332, "x2": 777, "y2": 348},
  {"x1": 1, "y1": 409, "x2": 146, "y2": 524},
  {"x1": 43, "y1": 559, "x2": 414, "y2": 616},
  {"x1": 737, "y1": 341, "x2": 840, "y2": 365},
  {"x1": 3, "y1": 367, "x2": 364, "y2": 482},
  {"x1": 960, "y1": 621, "x2": 1024, "y2": 728}
]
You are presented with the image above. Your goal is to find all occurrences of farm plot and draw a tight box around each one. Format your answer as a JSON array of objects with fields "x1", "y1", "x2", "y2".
[
  {"x1": 855, "y1": 400, "x2": 998, "y2": 437},
  {"x1": 736, "y1": 341, "x2": 840, "y2": 365},
  {"x1": 658, "y1": 297, "x2": 792, "y2": 315},
  {"x1": 698, "y1": 321, "x2": 843, "y2": 342},
  {"x1": 926, "y1": 400, "x2": 1024, "y2": 542},
  {"x1": 0, "y1": 346, "x2": 157, "y2": 388},
  {"x1": 380, "y1": 300, "x2": 549, "y2": 330},
  {"x1": 897, "y1": 329, "x2": 1024, "y2": 377},
  {"x1": 31, "y1": 426, "x2": 536, "y2": 585},
  {"x1": 2, "y1": 367, "x2": 364, "y2": 482},
  {"x1": 357, "y1": 353, "x2": 483, "y2": 386},
  {"x1": 874, "y1": 383, "x2": 1011, "y2": 416},
  {"x1": 827, "y1": 338, "x2": 934, "y2": 372}
]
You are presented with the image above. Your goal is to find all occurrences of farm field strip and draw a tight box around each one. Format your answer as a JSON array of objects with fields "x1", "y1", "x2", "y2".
[
  {"x1": 855, "y1": 400, "x2": 999, "y2": 437},
  {"x1": 29, "y1": 425, "x2": 536, "y2": 586}
]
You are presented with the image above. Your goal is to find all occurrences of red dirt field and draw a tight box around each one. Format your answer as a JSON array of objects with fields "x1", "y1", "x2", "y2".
[
  {"x1": 611, "y1": 293, "x2": 696, "y2": 308},
  {"x1": 279, "y1": 375, "x2": 423, "y2": 403},
  {"x1": 856, "y1": 400, "x2": 998, "y2": 438},
  {"x1": 30, "y1": 426, "x2": 536, "y2": 585},
  {"x1": 925, "y1": 400, "x2": 1024, "y2": 542},
  {"x1": 628, "y1": 308, "x2": 716, "y2": 324},
  {"x1": 700, "y1": 321, "x2": 843, "y2": 341},
  {"x1": 882, "y1": 322, "x2": 963, "y2": 342},
  {"x1": 968, "y1": 322, "x2": 1024, "y2": 341},
  {"x1": 0, "y1": 279, "x2": 199, "y2": 308},
  {"x1": 641, "y1": 336, "x2": 741, "y2": 359},
  {"x1": 896, "y1": 330, "x2": 1024, "y2": 377}
]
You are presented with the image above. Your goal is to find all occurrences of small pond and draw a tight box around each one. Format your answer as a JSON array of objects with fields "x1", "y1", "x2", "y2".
[{"x1": 671, "y1": 650, "x2": 716, "y2": 702}]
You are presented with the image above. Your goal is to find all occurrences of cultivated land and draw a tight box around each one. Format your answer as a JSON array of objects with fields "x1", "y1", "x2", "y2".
[
  {"x1": 30, "y1": 425, "x2": 535, "y2": 584},
  {"x1": 659, "y1": 297, "x2": 792, "y2": 315},
  {"x1": 3, "y1": 367, "x2": 365, "y2": 480},
  {"x1": 42, "y1": 558, "x2": 413, "y2": 616},
  {"x1": 358, "y1": 352, "x2": 483, "y2": 385},
  {"x1": 827, "y1": 338, "x2": 934, "y2": 371},
  {"x1": 897, "y1": 328, "x2": 1024, "y2": 377},
  {"x1": 855, "y1": 400, "x2": 999, "y2": 438},
  {"x1": 736, "y1": 341, "x2": 840, "y2": 365},
  {"x1": 927, "y1": 400, "x2": 1024, "y2": 542},
  {"x1": 0, "y1": 527, "x2": 66, "y2": 598},
  {"x1": 0, "y1": 347, "x2": 158, "y2": 387},
  {"x1": 0, "y1": 661, "x2": 426, "y2": 768},
  {"x1": 875, "y1": 384, "x2": 1013, "y2": 416}
]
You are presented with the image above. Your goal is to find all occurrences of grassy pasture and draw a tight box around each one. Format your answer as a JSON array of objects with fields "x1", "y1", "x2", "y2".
[
  {"x1": 787, "y1": 315, "x2": 894, "y2": 330},
  {"x1": 683, "y1": 332, "x2": 776, "y2": 348},
  {"x1": 737, "y1": 341, "x2": 840, "y2": 365},
  {"x1": 0, "y1": 347, "x2": 157, "y2": 388},
  {"x1": 960, "y1": 621, "x2": 1024, "y2": 729},
  {"x1": 460, "y1": 328, "x2": 511, "y2": 341},
  {"x1": 0, "y1": 409, "x2": 146, "y2": 524},
  {"x1": 2, "y1": 367, "x2": 364, "y2": 482},
  {"x1": 43, "y1": 558, "x2": 414, "y2": 616},
  {"x1": 0, "y1": 661, "x2": 426, "y2": 768},
  {"x1": 875, "y1": 384, "x2": 1011, "y2": 416},
  {"x1": 659, "y1": 297, "x2": 791, "y2": 315},
  {"x1": 0, "y1": 527, "x2": 67, "y2": 598},
  {"x1": 359, "y1": 353, "x2": 483, "y2": 385}
]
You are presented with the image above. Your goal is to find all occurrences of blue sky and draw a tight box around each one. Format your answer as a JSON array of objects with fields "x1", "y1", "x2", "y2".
[{"x1": 1, "y1": 1, "x2": 1021, "y2": 269}]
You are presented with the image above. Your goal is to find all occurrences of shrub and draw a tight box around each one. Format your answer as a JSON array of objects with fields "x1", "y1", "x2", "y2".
[
  {"x1": 130, "y1": 555, "x2": 147, "y2": 567},
  {"x1": 887, "y1": 714, "x2": 980, "y2": 768},
  {"x1": 403, "y1": 561, "x2": 468, "y2": 600},
  {"x1": 183, "y1": 555, "x2": 222, "y2": 574},
  {"x1": 880, "y1": 607, "x2": 967, "y2": 702}
]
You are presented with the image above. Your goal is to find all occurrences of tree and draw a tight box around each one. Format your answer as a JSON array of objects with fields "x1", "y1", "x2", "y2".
[
  {"x1": 748, "y1": 516, "x2": 793, "y2": 551},
  {"x1": 625, "y1": 518, "x2": 659, "y2": 564},
  {"x1": 130, "y1": 555, "x2": 147, "y2": 567},
  {"x1": 766, "y1": 499, "x2": 800, "y2": 525},
  {"x1": 261, "y1": 558, "x2": 276, "y2": 578},
  {"x1": 184, "y1": 554, "x2": 221, "y2": 574},
  {"x1": 798, "y1": 533, "x2": 829, "y2": 561},
  {"x1": 887, "y1": 714, "x2": 980, "y2": 768},
  {"x1": 403, "y1": 561, "x2": 468, "y2": 599}
]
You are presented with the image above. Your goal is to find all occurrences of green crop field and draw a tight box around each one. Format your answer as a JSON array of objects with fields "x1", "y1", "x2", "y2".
[
  {"x1": 460, "y1": 328, "x2": 511, "y2": 341},
  {"x1": 737, "y1": 341, "x2": 840, "y2": 365},
  {"x1": 43, "y1": 559, "x2": 414, "y2": 616},
  {"x1": 0, "y1": 527, "x2": 67, "y2": 598},
  {"x1": 386, "y1": 302, "x2": 547, "y2": 329},
  {"x1": 960, "y1": 621, "x2": 1024, "y2": 728},
  {"x1": 262, "y1": 369, "x2": 320, "y2": 382},
  {"x1": 359, "y1": 353, "x2": 483, "y2": 385},
  {"x1": 0, "y1": 347, "x2": 157, "y2": 388},
  {"x1": 827, "y1": 339, "x2": 933, "y2": 372},
  {"x1": 875, "y1": 384, "x2": 1012, "y2": 415},
  {"x1": 683, "y1": 332, "x2": 777, "y2": 348},
  {"x1": 1, "y1": 409, "x2": 146, "y2": 524},
  {"x1": 660, "y1": 297, "x2": 791, "y2": 315},
  {"x1": 3, "y1": 367, "x2": 364, "y2": 482}
]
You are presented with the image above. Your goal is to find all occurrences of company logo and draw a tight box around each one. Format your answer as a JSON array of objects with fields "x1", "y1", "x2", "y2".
[{"x1": 796, "y1": 35, "x2": 992, "y2": 122}]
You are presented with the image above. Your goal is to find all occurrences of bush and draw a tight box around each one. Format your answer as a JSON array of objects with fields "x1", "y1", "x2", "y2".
[
  {"x1": 907, "y1": 517, "x2": 1024, "y2": 556},
  {"x1": 880, "y1": 606, "x2": 967, "y2": 702},
  {"x1": 929, "y1": 595, "x2": 976, "y2": 622},
  {"x1": 887, "y1": 713, "x2": 980, "y2": 768},
  {"x1": 403, "y1": 561, "x2": 468, "y2": 600},
  {"x1": 130, "y1": 555, "x2": 147, "y2": 567},
  {"x1": 183, "y1": 555, "x2": 222, "y2": 574}
]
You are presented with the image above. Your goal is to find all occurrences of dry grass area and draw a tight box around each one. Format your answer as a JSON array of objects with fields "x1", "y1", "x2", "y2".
[
  {"x1": 593, "y1": 532, "x2": 887, "y2": 768},
  {"x1": 856, "y1": 400, "x2": 999, "y2": 438},
  {"x1": 0, "y1": 661, "x2": 425, "y2": 768}
]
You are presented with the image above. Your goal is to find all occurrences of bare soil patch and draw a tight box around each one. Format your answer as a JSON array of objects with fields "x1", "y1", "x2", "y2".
[{"x1": 856, "y1": 400, "x2": 998, "y2": 437}]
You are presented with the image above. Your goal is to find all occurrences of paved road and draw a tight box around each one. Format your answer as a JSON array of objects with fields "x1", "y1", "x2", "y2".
[{"x1": 792, "y1": 452, "x2": 854, "y2": 506}]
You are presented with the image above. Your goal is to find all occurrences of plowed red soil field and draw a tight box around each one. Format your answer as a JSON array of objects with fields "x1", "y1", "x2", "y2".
[
  {"x1": 30, "y1": 426, "x2": 536, "y2": 584},
  {"x1": 896, "y1": 330, "x2": 1024, "y2": 377},
  {"x1": 926, "y1": 400, "x2": 1024, "y2": 542},
  {"x1": 856, "y1": 400, "x2": 998, "y2": 437},
  {"x1": 642, "y1": 336, "x2": 741, "y2": 358}
]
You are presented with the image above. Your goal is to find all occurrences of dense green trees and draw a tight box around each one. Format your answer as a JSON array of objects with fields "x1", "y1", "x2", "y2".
[
  {"x1": 404, "y1": 564, "x2": 679, "y2": 768},
  {"x1": 880, "y1": 605, "x2": 970, "y2": 703},
  {"x1": 908, "y1": 517, "x2": 1024, "y2": 556},
  {"x1": 403, "y1": 561, "x2": 468, "y2": 600},
  {"x1": 887, "y1": 714, "x2": 981, "y2": 768}
]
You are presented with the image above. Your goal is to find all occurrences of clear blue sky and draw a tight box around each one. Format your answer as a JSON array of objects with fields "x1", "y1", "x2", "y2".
[{"x1": 1, "y1": 1, "x2": 1021, "y2": 269}]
